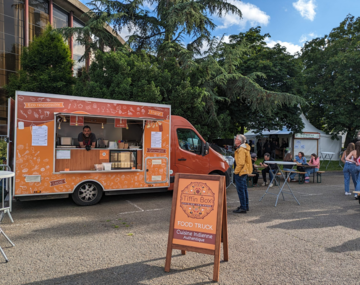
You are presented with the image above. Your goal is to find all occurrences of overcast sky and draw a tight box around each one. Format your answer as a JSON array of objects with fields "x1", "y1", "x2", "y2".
[{"x1": 80, "y1": 0, "x2": 360, "y2": 55}]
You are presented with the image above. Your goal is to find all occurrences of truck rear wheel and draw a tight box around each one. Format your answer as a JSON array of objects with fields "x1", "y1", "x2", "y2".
[{"x1": 72, "y1": 182, "x2": 103, "y2": 206}]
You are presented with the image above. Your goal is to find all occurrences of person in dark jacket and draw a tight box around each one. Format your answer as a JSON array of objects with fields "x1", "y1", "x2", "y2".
[
  {"x1": 259, "y1": 153, "x2": 277, "y2": 187},
  {"x1": 257, "y1": 139, "x2": 262, "y2": 157},
  {"x1": 251, "y1": 153, "x2": 259, "y2": 186},
  {"x1": 263, "y1": 140, "x2": 272, "y2": 154}
]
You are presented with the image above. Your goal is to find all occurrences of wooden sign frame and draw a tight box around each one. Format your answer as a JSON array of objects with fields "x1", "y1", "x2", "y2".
[{"x1": 164, "y1": 173, "x2": 228, "y2": 282}]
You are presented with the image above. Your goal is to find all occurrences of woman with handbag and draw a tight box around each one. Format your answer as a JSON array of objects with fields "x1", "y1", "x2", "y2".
[{"x1": 289, "y1": 152, "x2": 307, "y2": 181}]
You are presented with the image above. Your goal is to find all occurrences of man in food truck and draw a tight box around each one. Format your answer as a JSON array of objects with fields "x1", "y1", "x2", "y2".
[{"x1": 78, "y1": 125, "x2": 97, "y2": 149}]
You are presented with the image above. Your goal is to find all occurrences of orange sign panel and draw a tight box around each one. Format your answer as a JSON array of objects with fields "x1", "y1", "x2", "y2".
[
  {"x1": 148, "y1": 110, "x2": 163, "y2": 117},
  {"x1": 24, "y1": 102, "x2": 64, "y2": 108},
  {"x1": 165, "y1": 174, "x2": 228, "y2": 282},
  {"x1": 70, "y1": 116, "x2": 84, "y2": 126},
  {"x1": 114, "y1": 118, "x2": 127, "y2": 128},
  {"x1": 99, "y1": 150, "x2": 109, "y2": 160},
  {"x1": 173, "y1": 179, "x2": 218, "y2": 250}
]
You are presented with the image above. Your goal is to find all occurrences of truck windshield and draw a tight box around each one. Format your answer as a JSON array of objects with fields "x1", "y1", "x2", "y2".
[{"x1": 177, "y1": 129, "x2": 201, "y2": 154}]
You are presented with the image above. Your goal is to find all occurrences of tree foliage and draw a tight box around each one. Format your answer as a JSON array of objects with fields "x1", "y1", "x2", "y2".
[
  {"x1": 5, "y1": 25, "x2": 74, "y2": 97},
  {"x1": 300, "y1": 15, "x2": 360, "y2": 145},
  {"x1": 216, "y1": 27, "x2": 305, "y2": 136}
]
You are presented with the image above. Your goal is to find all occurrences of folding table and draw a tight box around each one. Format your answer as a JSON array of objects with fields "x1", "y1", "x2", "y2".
[
  {"x1": 259, "y1": 161, "x2": 300, "y2": 207},
  {"x1": 320, "y1": 152, "x2": 335, "y2": 170}
]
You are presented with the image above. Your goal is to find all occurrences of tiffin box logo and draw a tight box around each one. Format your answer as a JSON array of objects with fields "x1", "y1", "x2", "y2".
[{"x1": 180, "y1": 182, "x2": 215, "y2": 219}]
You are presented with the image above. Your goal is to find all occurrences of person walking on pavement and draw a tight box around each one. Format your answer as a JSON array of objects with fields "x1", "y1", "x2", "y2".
[
  {"x1": 346, "y1": 141, "x2": 360, "y2": 199},
  {"x1": 233, "y1": 134, "x2": 252, "y2": 214},
  {"x1": 341, "y1": 142, "x2": 356, "y2": 195}
]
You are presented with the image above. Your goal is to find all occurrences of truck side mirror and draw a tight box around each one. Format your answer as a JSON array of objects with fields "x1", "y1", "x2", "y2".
[{"x1": 202, "y1": 142, "x2": 209, "y2": 156}]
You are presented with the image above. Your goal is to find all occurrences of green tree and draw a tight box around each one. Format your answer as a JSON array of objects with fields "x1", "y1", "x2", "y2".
[
  {"x1": 217, "y1": 27, "x2": 305, "y2": 136},
  {"x1": 301, "y1": 15, "x2": 360, "y2": 145},
  {"x1": 74, "y1": 51, "x2": 222, "y2": 139},
  {"x1": 5, "y1": 25, "x2": 74, "y2": 97},
  {"x1": 68, "y1": 2, "x2": 305, "y2": 140},
  {"x1": 59, "y1": 0, "x2": 241, "y2": 56}
]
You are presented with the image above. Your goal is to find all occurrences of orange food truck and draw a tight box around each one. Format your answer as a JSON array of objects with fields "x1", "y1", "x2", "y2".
[{"x1": 7, "y1": 91, "x2": 231, "y2": 206}]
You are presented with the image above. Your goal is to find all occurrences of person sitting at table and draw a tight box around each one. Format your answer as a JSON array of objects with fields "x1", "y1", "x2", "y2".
[
  {"x1": 251, "y1": 153, "x2": 259, "y2": 186},
  {"x1": 304, "y1": 153, "x2": 320, "y2": 183},
  {"x1": 259, "y1": 153, "x2": 277, "y2": 187},
  {"x1": 288, "y1": 152, "x2": 307, "y2": 181}
]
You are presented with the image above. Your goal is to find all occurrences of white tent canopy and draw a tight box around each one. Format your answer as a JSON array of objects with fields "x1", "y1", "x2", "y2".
[{"x1": 245, "y1": 113, "x2": 342, "y2": 160}]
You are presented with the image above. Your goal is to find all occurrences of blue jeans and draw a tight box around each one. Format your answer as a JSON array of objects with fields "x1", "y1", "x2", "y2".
[
  {"x1": 355, "y1": 166, "x2": 360, "y2": 192},
  {"x1": 283, "y1": 167, "x2": 295, "y2": 179},
  {"x1": 305, "y1": 168, "x2": 318, "y2": 178},
  {"x1": 235, "y1": 174, "x2": 249, "y2": 211},
  {"x1": 262, "y1": 168, "x2": 276, "y2": 183},
  {"x1": 344, "y1": 162, "x2": 357, "y2": 193}
]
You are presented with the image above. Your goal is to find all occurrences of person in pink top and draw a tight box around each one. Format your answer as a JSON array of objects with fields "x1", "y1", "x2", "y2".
[{"x1": 305, "y1": 153, "x2": 320, "y2": 183}]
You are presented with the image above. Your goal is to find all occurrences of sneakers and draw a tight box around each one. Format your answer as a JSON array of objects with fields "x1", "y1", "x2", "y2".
[
  {"x1": 345, "y1": 192, "x2": 352, "y2": 196},
  {"x1": 355, "y1": 194, "x2": 358, "y2": 200},
  {"x1": 261, "y1": 182, "x2": 267, "y2": 186},
  {"x1": 269, "y1": 183, "x2": 273, "y2": 188}
]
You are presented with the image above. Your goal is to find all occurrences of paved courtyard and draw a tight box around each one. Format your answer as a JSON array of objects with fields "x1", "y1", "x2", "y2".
[{"x1": 1, "y1": 172, "x2": 360, "y2": 284}]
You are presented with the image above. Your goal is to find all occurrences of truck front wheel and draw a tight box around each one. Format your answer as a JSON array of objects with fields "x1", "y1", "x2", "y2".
[{"x1": 72, "y1": 182, "x2": 103, "y2": 206}]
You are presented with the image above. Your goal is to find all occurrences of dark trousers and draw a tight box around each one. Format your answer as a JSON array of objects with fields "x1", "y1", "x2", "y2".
[
  {"x1": 235, "y1": 174, "x2": 249, "y2": 211},
  {"x1": 262, "y1": 167, "x2": 275, "y2": 183},
  {"x1": 252, "y1": 171, "x2": 259, "y2": 184}
]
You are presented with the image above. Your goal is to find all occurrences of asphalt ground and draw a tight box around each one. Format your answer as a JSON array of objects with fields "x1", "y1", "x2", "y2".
[{"x1": 1, "y1": 172, "x2": 360, "y2": 284}]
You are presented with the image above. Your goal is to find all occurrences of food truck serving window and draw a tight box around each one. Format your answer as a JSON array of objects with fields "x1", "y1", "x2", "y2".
[{"x1": 54, "y1": 115, "x2": 144, "y2": 173}]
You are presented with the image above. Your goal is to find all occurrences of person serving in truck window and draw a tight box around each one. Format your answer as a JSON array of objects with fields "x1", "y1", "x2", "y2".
[{"x1": 78, "y1": 125, "x2": 96, "y2": 148}]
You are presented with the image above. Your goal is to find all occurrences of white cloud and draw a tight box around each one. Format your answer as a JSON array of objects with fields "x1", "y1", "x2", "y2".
[
  {"x1": 265, "y1": 39, "x2": 302, "y2": 55},
  {"x1": 217, "y1": 1, "x2": 270, "y2": 30},
  {"x1": 293, "y1": 0, "x2": 316, "y2": 21},
  {"x1": 299, "y1": 32, "x2": 318, "y2": 43},
  {"x1": 119, "y1": 24, "x2": 137, "y2": 41},
  {"x1": 193, "y1": 35, "x2": 232, "y2": 58},
  {"x1": 143, "y1": 1, "x2": 155, "y2": 10}
]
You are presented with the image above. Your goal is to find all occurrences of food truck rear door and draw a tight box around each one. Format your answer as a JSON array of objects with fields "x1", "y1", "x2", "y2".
[{"x1": 144, "y1": 157, "x2": 169, "y2": 184}]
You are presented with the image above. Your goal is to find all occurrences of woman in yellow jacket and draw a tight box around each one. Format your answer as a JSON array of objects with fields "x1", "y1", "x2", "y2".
[{"x1": 233, "y1": 134, "x2": 253, "y2": 214}]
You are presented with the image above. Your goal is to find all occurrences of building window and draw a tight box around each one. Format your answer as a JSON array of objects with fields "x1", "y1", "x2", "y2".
[
  {"x1": 29, "y1": 0, "x2": 49, "y2": 43},
  {"x1": 53, "y1": 5, "x2": 68, "y2": 29},
  {"x1": 0, "y1": 0, "x2": 24, "y2": 87},
  {"x1": 73, "y1": 17, "x2": 85, "y2": 77}
]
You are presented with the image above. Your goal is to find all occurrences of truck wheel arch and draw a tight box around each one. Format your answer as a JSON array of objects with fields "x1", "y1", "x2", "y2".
[
  {"x1": 72, "y1": 180, "x2": 105, "y2": 193},
  {"x1": 209, "y1": 171, "x2": 230, "y2": 187}
]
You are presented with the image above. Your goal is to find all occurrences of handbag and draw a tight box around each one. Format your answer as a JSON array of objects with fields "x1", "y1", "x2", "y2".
[{"x1": 297, "y1": 166, "x2": 306, "y2": 172}]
